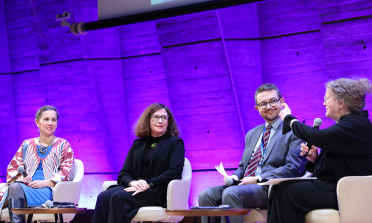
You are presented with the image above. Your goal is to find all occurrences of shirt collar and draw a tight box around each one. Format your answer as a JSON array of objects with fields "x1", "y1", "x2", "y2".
[
  {"x1": 340, "y1": 110, "x2": 369, "y2": 120},
  {"x1": 266, "y1": 118, "x2": 282, "y2": 130}
]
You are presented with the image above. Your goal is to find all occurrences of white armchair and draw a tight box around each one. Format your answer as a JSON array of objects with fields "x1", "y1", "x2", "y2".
[
  {"x1": 305, "y1": 175, "x2": 372, "y2": 223},
  {"x1": 0, "y1": 159, "x2": 84, "y2": 223},
  {"x1": 243, "y1": 174, "x2": 372, "y2": 223},
  {"x1": 102, "y1": 157, "x2": 192, "y2": 222}
]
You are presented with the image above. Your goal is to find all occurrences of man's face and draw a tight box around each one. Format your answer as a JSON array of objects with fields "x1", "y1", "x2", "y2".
[{"x1": 255, "y1": 90, "x2": 284, "y2": 124}]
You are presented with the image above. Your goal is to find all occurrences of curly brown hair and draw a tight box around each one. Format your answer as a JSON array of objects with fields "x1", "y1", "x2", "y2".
[
  {"x1": 134, "y1": 103, "x2": 180, "y2": 138},
  {"x1": 326, "y1": 78, "x2": 372, "y2": 112}
]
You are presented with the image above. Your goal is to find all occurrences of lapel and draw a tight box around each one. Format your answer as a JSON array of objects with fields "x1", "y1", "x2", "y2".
[
  {"x1": 146, "y1": 136, "x2": 168, "y2": 176},
  {"x1": 135, "y1": 139, "x2": 147, "y2": 178},
  {"x1": 262, "y1": 121, "x2": 283, "y2": 163},
  {"x1": 245, "y1": 125, "x2": 265, "y2": 168}
]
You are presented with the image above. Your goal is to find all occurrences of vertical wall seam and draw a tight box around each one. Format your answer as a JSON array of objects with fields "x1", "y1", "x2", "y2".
[
  {"x1": 116, "y1": 27, "x2": 132, "y2": 151},
  {"x1": 215, "y1": 10, "x2": 246, "y2": 139},
  {"x1": 86, "y1": 60, "x2": 116, "y2": 173},
  {"x1": 254, "y1": 3, "x2": 263, "y2": 84}
]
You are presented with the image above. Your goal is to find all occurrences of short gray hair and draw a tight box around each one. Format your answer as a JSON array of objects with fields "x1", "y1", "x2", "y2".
[{"x1": 326, "y1": 78, "x2": 372, "y2": 112}]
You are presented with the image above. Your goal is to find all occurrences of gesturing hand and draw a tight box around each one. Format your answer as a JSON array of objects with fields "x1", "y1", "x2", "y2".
[{"x1": 279, "y1": 103, "x2": 292, "y2": 120}]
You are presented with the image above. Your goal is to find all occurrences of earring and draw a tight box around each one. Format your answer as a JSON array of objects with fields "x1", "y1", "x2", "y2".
[{"x1": 38, "y1": 128, "x2": 40, "y2": 133}]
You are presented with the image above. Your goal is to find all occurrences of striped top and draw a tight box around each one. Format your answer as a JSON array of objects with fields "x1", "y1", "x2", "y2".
[{"x1": 6, "y1": 137, "x2": 74, "y2": 183}]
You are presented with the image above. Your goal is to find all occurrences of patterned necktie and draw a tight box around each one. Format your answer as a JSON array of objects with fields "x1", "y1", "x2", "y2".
[{"x1": 244, "y1": 125, "x2": 271, "y2": 177}]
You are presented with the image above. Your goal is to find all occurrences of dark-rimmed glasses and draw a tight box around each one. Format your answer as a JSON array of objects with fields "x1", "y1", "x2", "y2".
[
  {"x1": 150, "y1": 115, "x2": 168, "y2": 122},
  {"x1": 257, "y1": 97, "x2": 281, "y2": 109}
]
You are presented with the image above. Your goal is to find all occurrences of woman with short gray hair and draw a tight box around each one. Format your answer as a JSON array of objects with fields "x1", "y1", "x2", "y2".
[
  {"x1": 326, "y1": 78, "x2": 371, "y2": 112},
  {"x1": 267, "y1": 78, "x2": 372, "y2": 223}
]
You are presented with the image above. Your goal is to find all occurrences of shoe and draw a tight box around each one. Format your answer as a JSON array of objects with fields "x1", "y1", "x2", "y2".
[{"x1": 8, "y1": 197, "x2": 26, "y2": 223}]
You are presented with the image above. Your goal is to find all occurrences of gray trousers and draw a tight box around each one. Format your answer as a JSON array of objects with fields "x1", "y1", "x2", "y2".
[{"x1": 198, "y1": 184, "x2": 268, "y2": 223}]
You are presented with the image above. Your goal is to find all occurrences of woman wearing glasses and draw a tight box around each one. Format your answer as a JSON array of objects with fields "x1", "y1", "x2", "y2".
[
  {"x1": 267, "y1": 78, "x2": 372, "y2": 223},
  {"x1": 93, "y1": 103, "x2": 185, "y2": 223}
]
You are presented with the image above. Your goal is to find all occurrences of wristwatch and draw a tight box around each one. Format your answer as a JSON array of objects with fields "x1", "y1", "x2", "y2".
[{"x1": 146, "y1": 179, "x2": 153, "y2": 188}]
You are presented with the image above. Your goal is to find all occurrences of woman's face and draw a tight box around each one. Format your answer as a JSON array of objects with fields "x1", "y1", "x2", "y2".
[
  {"x1": 323, "y1": 88, "x2": 342, "y2": 122},
  {"x1": 36, "y1": 110, "x2": 58, "y2": 137},
  {"x1": 149, "y1": 108, "x2": 169, "y2": 137}
]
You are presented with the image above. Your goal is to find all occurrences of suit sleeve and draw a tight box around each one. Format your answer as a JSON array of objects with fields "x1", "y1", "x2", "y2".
[
  {"x1": 259, "y1": 132, "x2": 306, "y2": 180},
  {"x1": 149, "y1": 137, "x2": 185, "y2": 188}
]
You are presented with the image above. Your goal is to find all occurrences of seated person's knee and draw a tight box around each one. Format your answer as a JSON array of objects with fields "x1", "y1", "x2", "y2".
[{"x1": 8, "y1": 183, "x2": 24, "y2": 199}]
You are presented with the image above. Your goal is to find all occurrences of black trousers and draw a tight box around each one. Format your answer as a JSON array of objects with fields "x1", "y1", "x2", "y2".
[
  {"x1": 267, "y1": 180, "x2": 338, "y2": 223},
  {"x1": 92, "y1": 185, "x2": 157, "y2": 223}
]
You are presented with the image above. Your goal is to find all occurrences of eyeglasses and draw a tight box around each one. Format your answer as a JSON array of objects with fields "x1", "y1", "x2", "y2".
[
  {"x1": 150, "y1": 115, "x2": 168, "y2": 122},
  {"x1": 324, "y1": 96, "x2": 332, "y2": 103},
  {"x1": 257, "y1": 98, "x2": 281, "y2": 109}
]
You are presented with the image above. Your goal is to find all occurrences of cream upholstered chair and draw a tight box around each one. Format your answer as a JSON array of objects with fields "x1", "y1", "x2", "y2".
[
  {"x1": 243, "y1": 174, "x2": 372, "y2": 223},
  {"x1": 243, "y1": 171, "x2": 313, "y2": 223},
  {"x1": 0, "y1": 159, "x2": 84, "y2": 223},
  {"x1": 305, "y1": 175, "x2": 372, "y2": 223},
  {"x1": 102, "y1": 157, "x2": 192, "y2": 222}
]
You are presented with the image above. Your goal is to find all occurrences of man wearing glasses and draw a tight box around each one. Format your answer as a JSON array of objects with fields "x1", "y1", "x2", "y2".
[{"x1": 199, "y1": 83, "x2": 307, "y2": 223}]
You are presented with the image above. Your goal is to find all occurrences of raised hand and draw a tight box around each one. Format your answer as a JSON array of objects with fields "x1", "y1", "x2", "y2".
[{"x1": 279, "y1": 103, "x2": 292, "y2": 120}]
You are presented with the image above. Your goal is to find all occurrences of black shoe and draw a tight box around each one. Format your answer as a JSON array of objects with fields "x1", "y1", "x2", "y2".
[{"x1": 8, "y1": 197, "x2": 26, "y2": 223}]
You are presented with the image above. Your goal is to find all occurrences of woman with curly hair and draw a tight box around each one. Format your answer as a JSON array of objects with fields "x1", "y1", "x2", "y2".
[{"x1": 92, "y1": 103, "x2": 185, "y2": 223}]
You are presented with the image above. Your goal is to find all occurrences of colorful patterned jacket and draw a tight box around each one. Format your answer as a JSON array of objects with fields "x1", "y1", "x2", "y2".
[{"x1": 0, "y1": 137, "x2": 74, "y2": 212}]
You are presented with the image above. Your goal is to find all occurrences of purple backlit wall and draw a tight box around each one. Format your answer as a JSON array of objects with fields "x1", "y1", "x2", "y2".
[{"x1": 1, "y1": 0, "x2": 372, "y2": 209}]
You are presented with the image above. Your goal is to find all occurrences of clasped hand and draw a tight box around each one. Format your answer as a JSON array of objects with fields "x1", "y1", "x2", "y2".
[
  {"x1": 223, "y1": 175, "x2": 257, "y2": 185},
  {"x1": 124, "y1": 180, "x2": 150, "y2": 196},
  {"x1": 300, "y1": 143, "x2": 318, "y2": 163},
  {"x1": 19, "y1": 176, "x2": 48, "y2": 188}
]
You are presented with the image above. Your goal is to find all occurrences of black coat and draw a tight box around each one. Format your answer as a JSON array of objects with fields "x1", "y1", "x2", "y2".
[
  {"x1": 116, "y1": 136, "x2": 185, "y2": 207},
  {"x1": 285, "y1": 110, "x2": 372, "y2": 189}
]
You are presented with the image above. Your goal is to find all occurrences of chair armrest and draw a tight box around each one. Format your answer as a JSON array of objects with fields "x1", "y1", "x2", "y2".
[
  {"x1": 102, "y1": 181, "x2": 117, "y2": 191},
  {"x1": 166, "y1": 179, "x2": 191, "y2": 210},
  {"x1": 53, "y1": 181, "x2": 83, "y2": 204},
  {"x1": 0, "y1": 183, "x2": 7, "y2": 191},
  {"x1": 337, "y1": 175, "x2": 372, "y2": 222}
]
